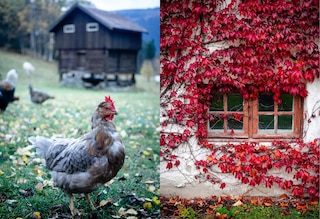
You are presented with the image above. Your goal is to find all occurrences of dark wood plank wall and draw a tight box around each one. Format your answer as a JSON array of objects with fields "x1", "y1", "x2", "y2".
[
  {"x1": 106, "y1": 50, "x2": 137, "y2": 73},
  {"x1": 110, "y1": 30, "x2": 142, "y2": 50},
  {"x1": 54, "y1": 9, "x2": 111, "y2": 49}
]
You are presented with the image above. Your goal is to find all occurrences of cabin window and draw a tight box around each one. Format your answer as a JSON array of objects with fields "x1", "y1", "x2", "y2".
[
  {"x1": 86, "y1": 22, "x2": 99, "y2": 32},
  {"x1": 207, "y1": 93, "x2": 303, "y2": 140},
  {"x1": 63, "y1": 24, "x2": 75, "y2": 33}
]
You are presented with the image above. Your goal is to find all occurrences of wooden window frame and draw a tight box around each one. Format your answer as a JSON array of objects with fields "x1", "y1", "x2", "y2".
[
  {"x1": 86, "y1": 22, "x2": 99, "y2": 32},
  {"x1": 63, "y1": 24, "x2": 75, "y2": 33},
  {"x1": 207, "y1": 93, "x2": 303, "y2": 141}
]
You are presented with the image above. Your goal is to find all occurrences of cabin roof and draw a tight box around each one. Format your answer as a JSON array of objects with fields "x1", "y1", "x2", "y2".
[{"x1": 49, "y1": 3, "x2": 147, "y2": 33}]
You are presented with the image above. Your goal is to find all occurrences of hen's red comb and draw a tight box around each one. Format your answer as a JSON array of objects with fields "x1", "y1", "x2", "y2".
[
  {"x1": 105, "y1": 95, "x2": 113, "y2": 103},
  {"x1": 105, "y1": 96, "x2": 115, "y2": 107}
]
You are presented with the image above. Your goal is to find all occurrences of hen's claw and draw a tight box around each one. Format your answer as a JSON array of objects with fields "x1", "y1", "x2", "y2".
[{"x1": 69, "y1": 194, "x2": 81, "y2": 216}]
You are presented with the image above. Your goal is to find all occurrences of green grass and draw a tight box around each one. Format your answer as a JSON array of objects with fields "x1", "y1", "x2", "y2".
[
  {"x1": 0, "y1": 50, "x2": 160, "y2": 218},
  {"x1": 234, "y1": 205, "x2": 320, "y2": 219},
  {"x1": 162, "y1": 203, "x2": 320, "y2": 219}
]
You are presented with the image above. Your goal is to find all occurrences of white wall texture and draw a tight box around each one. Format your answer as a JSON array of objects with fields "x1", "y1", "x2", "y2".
[{"x1": 303, "y1": 78, "x2": 320, "y2": 142}]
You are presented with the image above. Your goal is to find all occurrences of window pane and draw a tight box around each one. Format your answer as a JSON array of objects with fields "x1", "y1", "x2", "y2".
[
  {"x1": 86, "y1": 22, "x2": 99, "y2": 32},
  {"x1": 259, "y1": 115, "x2": 274, "y2": 129},
  {"x1": 227, "y1": 118, "x2": 243, "y2": 130},
  {"x1": 227, "y1": 94, "x2": 243, "y2": 111},
  {"x1": 63, "y1": 24, "x2": 75, "y2": 33},
  {"x1": 210, "y1": 94, "x2": 223, "y2": 111},
  {"x1": 279, "y1": 94, "x2": 293, "y2": 111},
  {"x1": 278, "y1": 115, "x2": 293, "y2": 130},
  {"x1": 209, "y1": 114, "x2": 224, "y2": 130},
  {"x1": 259, "y1": 94, "x2": 274, "y2": 111}
]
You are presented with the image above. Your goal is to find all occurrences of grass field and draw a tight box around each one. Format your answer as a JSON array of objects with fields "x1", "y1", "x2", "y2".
[{"x1": 0, "y1": 50, "x2": 160, "y2": 218}]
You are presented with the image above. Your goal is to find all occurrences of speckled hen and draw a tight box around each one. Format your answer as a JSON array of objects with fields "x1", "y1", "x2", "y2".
[{"x1": 28, "y1": 96, "x2": 125, "y2": 215}]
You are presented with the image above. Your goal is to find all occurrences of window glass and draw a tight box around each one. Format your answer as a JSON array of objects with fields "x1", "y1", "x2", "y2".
[
  {"x1": 278, "y1": 115, "x2": 293, "y2": 130},
  {"x1": 209, "y1": 114, "x2": 224, "y2": 130},
  {"x1": 227, "y1": 94, "x2": 243, "y2": 111},
  {"x1": 258, "y1": 115, "x2": 274, "y2": 130},
  {"x1": 209, "y1": 94, "x2": 244, "y2": 132},
  {"x1": 63, "y1": 24, "x2": 75, "y2": 33},
  {"x1": 209, "y1": 94, "x2": 223, "y2": 111},
  {"x1": 86, "y1": 22, "x2": 99, "y2": 32},
  {"x1": 258, "y1": 94, "x2": 274, "y2": 111},
  {"x1": 227, "y1": 117, "x2": 243, "y2": 130},
  {"x1": 279, "y1": 94, "x2": 293, "y2": 111}
]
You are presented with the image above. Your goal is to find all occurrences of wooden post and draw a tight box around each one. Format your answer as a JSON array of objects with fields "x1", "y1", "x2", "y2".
[{"x1": 131, "y1": 73, "x2": 136, "y2": 84}]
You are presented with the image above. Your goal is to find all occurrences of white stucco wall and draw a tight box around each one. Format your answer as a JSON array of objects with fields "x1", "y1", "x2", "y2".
[
  {"x1": 160, "y1": 140, "x2": 299, "y2": 199},
  {"x1": 303, "y1": 78, "x2": 320, "y2": 142}
]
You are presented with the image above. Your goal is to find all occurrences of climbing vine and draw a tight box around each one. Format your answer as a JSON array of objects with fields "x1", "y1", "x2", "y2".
[{"x1": 160, "y1": 0, "x2": 319, "y2": 200}]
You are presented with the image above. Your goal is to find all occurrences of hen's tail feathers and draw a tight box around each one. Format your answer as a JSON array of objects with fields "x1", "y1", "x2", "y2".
[{"x1": 28, "y1": 136, "x2": 53, "y2": 158}]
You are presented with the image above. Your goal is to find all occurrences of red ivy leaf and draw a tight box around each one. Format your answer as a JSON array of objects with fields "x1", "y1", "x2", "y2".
[
  {"x1": 220, "y1": 183, "x2": 226, "y2": 189},
  {"x1": 166, "y1": 162, "x2": 173, "y2": 170}
]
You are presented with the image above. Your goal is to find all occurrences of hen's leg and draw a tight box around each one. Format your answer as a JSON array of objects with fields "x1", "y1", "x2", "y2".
[
  {"x1": 69, "y1": 194, "x2": 80, "y2": 215},
  {"x1": 85, "y1": 193, "x2": 95, "y2": 210}
]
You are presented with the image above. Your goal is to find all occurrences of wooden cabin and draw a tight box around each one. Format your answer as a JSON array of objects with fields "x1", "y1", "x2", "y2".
[{"x1": 49, "y1": 4, "x2": 147, "y2": 86}]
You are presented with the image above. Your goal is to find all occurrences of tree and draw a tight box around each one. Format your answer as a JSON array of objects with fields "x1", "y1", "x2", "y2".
[
  {"x1": 161, "y1": 0, "x2": 319, "y2": 200},
  {"x1": 17, "y1": 0, "x2": 93, "y2": 59},
  {"x1": 0, "y1": 0, "x2": 20, "y2": 51},
  {"x1": 144, "y1": 39, "x2": 156, "y2": 60},
  {"x1": 139, "y1": 40, "x2": 157, "y2": 81},
  {"x1": 18, "y1": 0, "x2": 62, "y2": 58}
]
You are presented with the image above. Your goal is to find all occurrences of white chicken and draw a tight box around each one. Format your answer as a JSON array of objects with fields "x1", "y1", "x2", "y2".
[
  {"x1": 28, "y1": 96, "x2": 125, "y2": 215},
  {"x1": 23, "y1": 62, "x2": 35, "y2": 76}
]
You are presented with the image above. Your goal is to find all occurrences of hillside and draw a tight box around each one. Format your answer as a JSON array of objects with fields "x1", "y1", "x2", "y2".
[
  {"x1": 116, "y1": 8, "x2": 160, "y2": 54},
  {"x1": 0, "y1": 50, "x2": 159, "y2": 94}
]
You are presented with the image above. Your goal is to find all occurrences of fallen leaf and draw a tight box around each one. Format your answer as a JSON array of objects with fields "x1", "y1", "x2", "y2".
[
  {"x1": 6, "y1": 199, "x2": 17, "y2": 205},
  {"x1": 206, "y1": 208, "x2": 214, "y2": 214},
  {"x1": 153, "y1": 196, "x2": 160, "y2": 205},
  {"x1": 233, "y1": 200, "x2": 243, "y2": 207},
  {"x1": 32, "y1": 211, "x2": 41, "y2": 219},
  {"x1": 309, "y1": 201, "x2": 319, "y2": 206},
  {"x1": 143, "y1": 202, "x2": 152, "y2": 210},
  {"x1": 264, "y1": 202, "x2": 272, "y2": 207},
  {"x1": 19, "y1": 188, "x2": 34, "y2": 197},
  {"x1": 99, "y1": 200, "x2": 108, "y2": 207},
  {"x1": 99, "y1": 198, "x2": 113, "y2": 207},
  {"x1": 148, "y1": 185, "x2": 156, "y2": 192},
  {"x1": 280, "y1": 202, "x2": 289, "y2": 208},
  {"x1": 144, "y1": 180, "x2": 155, "y2": 184},
  {"x1": 296, "y1": 203, "x2": 307, "y2": 210},
  {"x1": 216, "y1": 212, "x2": 228, "y2": 219},
  {"x1": 118, "y1": 207, "x2": 126, "y2": 216},
  {"x1": 120, "y1": 130, "x2": 128, "y2": 138},
  {"x1": 279, "y1": 194, "x2": 288, "y2": 199},
  {"x1": 126, "y1": 208, "x2": 138, "y2": 215},
  {"x1": 35, "y1": 183, "x2": 44, "y2": 192},
  {"x1": 0, "y1": 170, "x2": 4, "y2": 175}
]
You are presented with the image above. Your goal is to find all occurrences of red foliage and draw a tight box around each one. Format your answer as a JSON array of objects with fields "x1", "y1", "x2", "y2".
[
  {"x1": 161, "y1": 195, "x2": 319, "y2": 218},
  {"x1": 161, "y1": 0, "x2": 319, "y2": 200}
]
